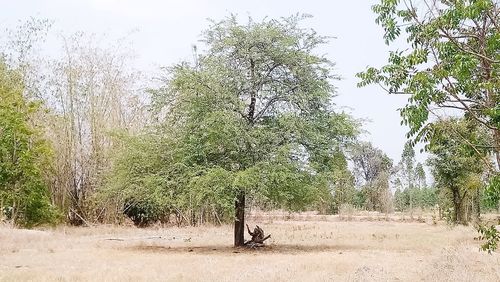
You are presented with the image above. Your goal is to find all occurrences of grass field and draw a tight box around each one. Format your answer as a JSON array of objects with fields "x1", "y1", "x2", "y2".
[{"x1": 1, "y1": 213, "x2": 499, "y2": 281}]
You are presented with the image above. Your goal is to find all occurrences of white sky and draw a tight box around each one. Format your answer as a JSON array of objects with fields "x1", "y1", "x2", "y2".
[{"x1": 2, "y1": 0, "x2": 428, "y2": 166}]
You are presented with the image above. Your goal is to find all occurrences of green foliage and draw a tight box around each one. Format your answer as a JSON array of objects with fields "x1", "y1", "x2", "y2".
[
  {"x1": 103, "y1": 15, "x2": 359, "y2": 226},
  {"x1": 123, "y1": 198, "x2": 165, "y2": 227},
  {"x1": 399, "y1": 142, "x2": 416, "y2": 189},
  {"x1": 483, "y1": 174, "x2": 500, "y2": 209},
  {"x1": 393, "y1": 141, "x2": 436, "y2": 211},
  {"x1": 358, "y1": 0, "x2": 499, "y2": 165},
  {"x1": 427, "y1": 118, "x2": 489, "y2": 223},
  {"x1": 329, "y1": 150, "x2": 357, "y2": 212},
  {"x1": 393, "y1": 186, "x2": 438, "y2": 211},
  {"x1": 476, "y1": 224, "x2": 500, "y2": 254},
  {"x1": 0, "y1": 60, "x2": 58, "y2": 227},
  {"x1": 99, "y1": 131, "x2": 174, "y2": 226},
  {"x1": 415, "y1": 163, "x2": 426, "y2": 188}
]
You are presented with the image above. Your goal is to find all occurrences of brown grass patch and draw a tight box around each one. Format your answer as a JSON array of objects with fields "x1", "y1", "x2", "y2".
[{"x1": 1, "y1": 214, "x2": 499, "y2": 281}]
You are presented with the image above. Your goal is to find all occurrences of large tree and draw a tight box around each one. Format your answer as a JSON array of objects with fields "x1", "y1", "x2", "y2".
[
  {"x1": 357, "y1": 0, "x2": 499, "y2": 170},
  {"x1": 427, "y1": 118, "x2": 489, "y2": 223},
  {"x1": 149, "y1": 15, "x2": 358, "y2": 246}
]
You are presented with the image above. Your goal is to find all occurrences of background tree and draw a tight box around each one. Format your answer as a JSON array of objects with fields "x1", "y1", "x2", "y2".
[
  {"x1": 350, "y1": 141, "x2": 393, "y2": 212},
  {"x1": 44, "y1": 33, "x2": 146, "y2": 224},
  {"x1": 415, "y1": 163, "x2": 426, "y2": 189},
  {"x1": 0, "y1": 60, "x2": 57, "y2": 227},
  {"x1": 329, "y1": 149, "x2": 357, "y2": 213},
  {"x1": 427, "y1": 118, "x2": 490, "y2": 223},
  {"x1": 393, "y1": 141, "x2": 433, "y2": 212},
  {"x1": 100, "y1": 131, "x2": 171, "y2": 226},
  {"x1": 394, "y1": 187, "x2": 405, "y2": 211},
  {"x1": 400, "y1": 142, "x2": 416, "y2": 211},
  {"x1": 1, "y1": 20, "x2": 147, "y2": 224},
  {"x1": 483, "y1": 174, "x2": 499, "y2": 211},
  {"x1": 2, "y1": 17, "x2": 52, "y2": 100},
  {"x1": 143, "y1": 15, "x2": 358, "y2": 246}
]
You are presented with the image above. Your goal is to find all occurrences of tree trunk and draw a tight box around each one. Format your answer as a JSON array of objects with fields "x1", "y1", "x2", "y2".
[
  {"x1": 452, "y1": 189, "x2": 466, "y2": 224},
  {"x1": 234, "y1": 191, "x2": 245, "y2": 247},
  {"x1": 474, "y1": 188, "x2": 481, "y2": 220}
]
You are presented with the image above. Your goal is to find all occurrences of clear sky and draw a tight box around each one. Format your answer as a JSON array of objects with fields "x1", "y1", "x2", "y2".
[{"x1": 2, "y1": 0, "x2": 427, "y2": 166}]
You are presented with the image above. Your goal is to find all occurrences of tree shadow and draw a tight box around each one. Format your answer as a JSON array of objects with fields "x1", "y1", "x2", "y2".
[{"x1": 126, "y1": 243, "x2": 369, "y2": 255}]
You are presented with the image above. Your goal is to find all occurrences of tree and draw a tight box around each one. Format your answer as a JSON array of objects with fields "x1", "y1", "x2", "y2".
[
  {"x1": 415, "y1": 162, "x2": 426, "y2": 188},
  {"x1": 399, "y1": 141, "x2": 417, "y2": 211},
  {"x1": 0, "y1": 60, "x2": 57, "y2": 227},
  {"x1": 484, "y1": 174, "x2": 499, "y2": 211},
  {"x1": 149, "y1": 15, "x2": 358, "y2": 246},
  {"x1": 427, "y1": 118, "x2": 490, "y2": 223},
  {"x1": 329, "y1": 149, "x2": 357, "y2": 212},
  {"x1": 350, "y1": 142, "x2": 393, "y2": 184},
  {"x1": 395, "y1": 141, "x2": 431, "y2": 212},
  {"x1": 394, "y1": 188, "x2": 405, "y2": 211},
  {"x1": 101, "y1": 131, "x2": 171, "y2": 226},
  {"x1": 2, "y1": 17, "x2": 52, "y2": 99},
  {"x1": 44, "y1": 33, "x2": 145, "y2": 224},
  {"x1": 2, "y1": 21, "x2": 147, "y2": 224},
  {"x1": 357, "y1": 0, "x2": 500, "y2": 170},
  {"x1": 350, "y1": 142, "x2": 393, "y2": 211},
  {"x1": 400, "y1": 142, "x2": 416, "y2": 189}
]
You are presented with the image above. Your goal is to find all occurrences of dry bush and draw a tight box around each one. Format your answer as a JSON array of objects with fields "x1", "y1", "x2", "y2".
[{"x1": 338, "y1": 203, "x2": 355, "y2": 221}]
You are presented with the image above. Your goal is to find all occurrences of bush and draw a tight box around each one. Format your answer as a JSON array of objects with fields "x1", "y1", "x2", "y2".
[
  {"x1": 123, "y1": 198, "x2": 165, "y2": 227},
  {"x1": 0, "y1": 60, "x2": 58, "y2": 228}
]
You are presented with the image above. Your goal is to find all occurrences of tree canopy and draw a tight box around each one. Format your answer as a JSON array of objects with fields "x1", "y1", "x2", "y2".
[
  {"x1": 108, "y1": 15, "x2": 359, "y2": 246},
  {"x1": 357, "y1": 0, "x2": 499, "y2": 170}
]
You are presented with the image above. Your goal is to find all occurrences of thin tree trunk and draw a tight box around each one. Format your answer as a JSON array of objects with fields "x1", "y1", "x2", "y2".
[
  {"x1": 453, "y1": 189, "x2": 462, "y2": 224},
  {"x1": 474, "y1": 188, "x2": 481, "y2": 220},
  {"x1": 234, "y1": 191, "x2": 245, "y2": 247},
  {"x1": 494, "y1": 129, "x2": 500, "y2": 171}
]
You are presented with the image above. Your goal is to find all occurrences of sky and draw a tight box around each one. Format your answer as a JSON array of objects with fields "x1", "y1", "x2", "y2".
[{"x1": 1, "y1": 0, "x2": 428, "y2": 166}]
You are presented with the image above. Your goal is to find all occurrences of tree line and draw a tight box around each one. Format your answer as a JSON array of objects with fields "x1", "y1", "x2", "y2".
[{"x1": 0, "y1": 0, "x2": 498, "y2": 248}]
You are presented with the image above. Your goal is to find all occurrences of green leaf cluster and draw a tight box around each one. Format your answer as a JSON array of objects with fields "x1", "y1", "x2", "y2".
[
  {"x1": 0, "y1": 60, "x2": 58, "y2": 227},
  {"x1": 358, "y1": 0, "x2": 499, "y2": 159}
]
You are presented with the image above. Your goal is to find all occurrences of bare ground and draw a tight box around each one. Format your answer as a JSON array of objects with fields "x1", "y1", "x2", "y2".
[{"x1": 0, "y1": 214, "x2": 499, "y2": 281}]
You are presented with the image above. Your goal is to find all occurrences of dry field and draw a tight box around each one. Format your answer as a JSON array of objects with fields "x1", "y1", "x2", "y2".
[{"x1": 1, "y1": 213, "x2": 499, "y2": 282}]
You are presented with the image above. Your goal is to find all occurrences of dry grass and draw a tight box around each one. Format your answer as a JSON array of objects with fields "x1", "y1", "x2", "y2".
[{"x1": 1, "y1": 214, "x2": 499, "y2": 282}]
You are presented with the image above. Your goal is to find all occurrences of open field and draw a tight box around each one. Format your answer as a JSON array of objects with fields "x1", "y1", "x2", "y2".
[{"x1": 1, "y1": 214, "x2": 499, "y2": 282}]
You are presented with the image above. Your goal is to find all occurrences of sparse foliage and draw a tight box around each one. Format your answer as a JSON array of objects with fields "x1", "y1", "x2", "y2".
[{"x1": 350, "y1": 142, "x2": 393, "y2": 212}]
